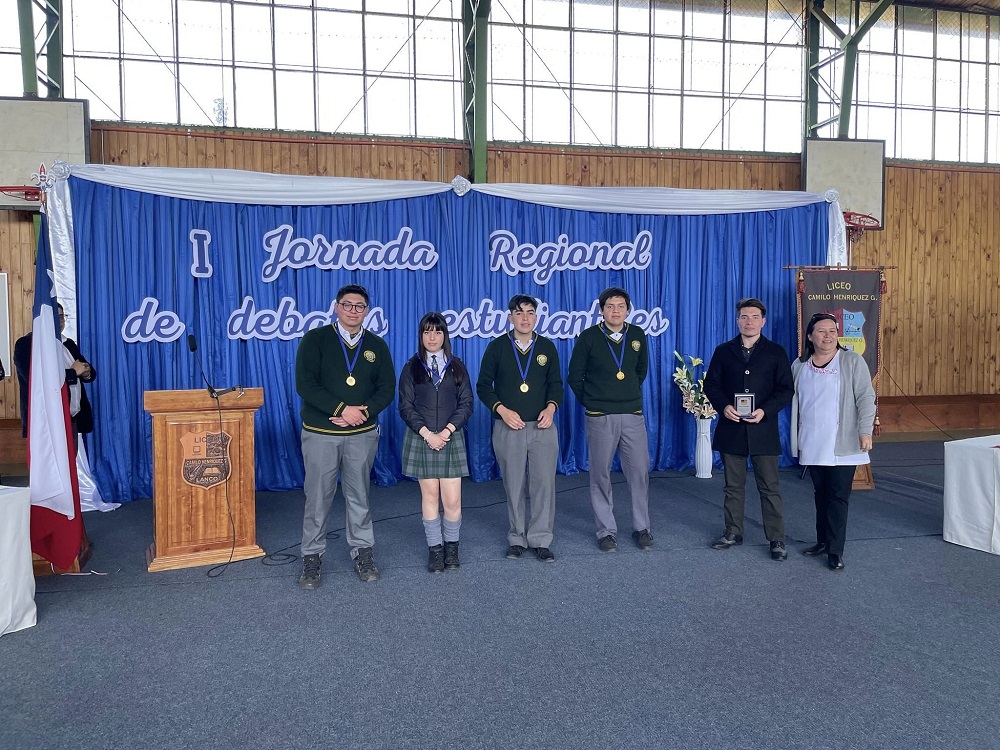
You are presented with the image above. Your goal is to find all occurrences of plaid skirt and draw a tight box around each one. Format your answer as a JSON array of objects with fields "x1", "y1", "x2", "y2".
[{"x1": 402, "y1": 428, "x2": 469, "y2": 479}]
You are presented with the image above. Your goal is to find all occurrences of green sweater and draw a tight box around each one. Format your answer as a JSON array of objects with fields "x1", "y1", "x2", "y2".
[
  {"x1": 567, "y1": 323, "x2": 648, "y2": 415},
  {"x1": 476, "y1": 333, "x2": 563, "y2": 422},
  {"x1": 295, "y1": 325, "x2": 395, "y2": 435}
]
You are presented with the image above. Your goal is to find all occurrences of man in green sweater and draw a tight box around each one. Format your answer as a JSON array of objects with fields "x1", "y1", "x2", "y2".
[
  {"x1": 567, "y1": 286, "x2": 653, "y2": 552},
  {"x1": 476, "y1": 294, "x2": 564, "y2": 562},
  {"x1": 296, "y1": 284, "x2": 395, "y2": 589}
]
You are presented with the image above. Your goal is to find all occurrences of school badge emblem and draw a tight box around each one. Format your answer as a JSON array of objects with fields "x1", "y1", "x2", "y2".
[
  {"x1": 180, "y1": 430, "x2": 232, "y2": 489},
  {"x1": 631, "y1": 340, "x2": 641, "y2": 351},
  {"x1": 536, "y1": 354, "x2": 548, "y2": 366},
  {"x1": 364, "y1": 350, "x2": 376, "y2": 362},
  {"x1": 834, "y1": 309, "x2": 866, "y2": 356}
]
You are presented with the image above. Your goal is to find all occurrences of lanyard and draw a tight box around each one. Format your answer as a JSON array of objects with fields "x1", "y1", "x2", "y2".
[
  {"x1": 339, "y1": 329, "x2": 364, "y2": 386},
  {"x1": 602, "y1": 323, "x2": 627, "y2": 380},
  {"x1": 509, "y1": 332, "x2": 537, "y2": 392}
]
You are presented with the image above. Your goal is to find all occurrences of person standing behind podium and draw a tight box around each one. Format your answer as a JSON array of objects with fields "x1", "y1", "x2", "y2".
[
  {"x1": 476, "y1": 294, "x2": 563, "y2": 562},
  {"x1": 704, "y1": 298, "x2": 793, "y2": 561},
  {"x1": 567, "y1": 286, "x2": 653, "y2": 553},
  {"x1": 791, "y1": 313, "x2": 876, "y2": 572},
  {"x1": 398, "y1": 312, "x2": 474, "y2": 574},
  {"x1": 295, "y1": 284, "x2": 395, "y2": 590}
]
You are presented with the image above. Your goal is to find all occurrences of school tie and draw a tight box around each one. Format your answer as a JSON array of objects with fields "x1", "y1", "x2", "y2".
[{"x1": 431, "y1": 355, "x2": 441, "y2": 386}]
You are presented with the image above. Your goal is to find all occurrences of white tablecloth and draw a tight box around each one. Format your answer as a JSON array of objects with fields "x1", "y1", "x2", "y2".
[
  {"x1": 943, "y1": 435, "x2": 1000, "y2": 555},
  {"x1": 0, "y1": 485, "x2": 36, "y2": 636}
]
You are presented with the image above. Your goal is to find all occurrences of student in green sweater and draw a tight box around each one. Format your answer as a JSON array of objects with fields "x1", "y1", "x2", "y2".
[
  {"x1": 476, "y1": 294, "x2": 563, "y2": 562},
  {"x1": 295, "y1": 284, "x2": 395, "y2": 590},
  {"x1": 567, "y1": 286, "x2": 653, "y2": 553}
]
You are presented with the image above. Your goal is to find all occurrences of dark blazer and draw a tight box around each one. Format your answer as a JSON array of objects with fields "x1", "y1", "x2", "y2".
[
  {"x1": 13, "y1": 332, "x2": 97, "y2": 437},
  {"x1": 704, "y1": 334, "x2": 793, "y2": 456},
  {"x1": 398, "y1": 356, "x2": 474, "y2": 435}
]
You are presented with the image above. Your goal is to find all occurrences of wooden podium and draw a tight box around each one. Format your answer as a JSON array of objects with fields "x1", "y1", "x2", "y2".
[{"x1": 143, "y1": 388, "x2": 265, "y2": 572}]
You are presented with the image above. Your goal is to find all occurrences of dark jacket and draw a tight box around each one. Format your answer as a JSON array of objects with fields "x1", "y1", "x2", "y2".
[
  {"x1": 704, "y1": 334, "x2": 792, "y2": 456},
  {"x1": 13, "y1": 332, "x2": 97, "y2": 438},
  {"x1": 398, "y1": 356, "x2": 474, "y2": 434}
]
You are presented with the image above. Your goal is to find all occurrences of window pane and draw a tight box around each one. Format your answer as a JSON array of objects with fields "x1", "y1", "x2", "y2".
[
  {"x1": 573, "y1": 31, "x2": 614, "y2": 88},
  {"x1": 492, "y1": 25, "x2": 525, "y2": 83},
  {"x1": 178, "y1": 0, "x2": 227, "y2": 63},
  {"x1": 857, "y1": 53, "x2": 897, "y2": 106},
  {"x1": 855, "y1": 104, "x2": 895, "y2": 156},
  {"x1": 233, "y1": 4, "x2": 273, "y2": 65},
  {"x1": 0, "y1": 54, "x2": 21, "y2": 98},
  {"x1": 121, "y1": 0, "x2": 174, "y2": 60},
  {"x1": 416, "y1": 80, "x2": 459, "y2": 138},
  {"x1": 72, "y1": 1, "x2": 121, "y2": 55},
  {"x1": 366, "y1": 15, "x2": 413, "y2": 75},
  {"x1": 572, "y1": 89, "x2": 613, "y2": 145},
  {"x1": 728, "y1": 0, "x2": 766, "y2": 44},
  {"x1": 687, "y1": 4, "x2": 724, "y2": 41},
  {"x1": 963, "y1": 13, "x2": 987, "y2": 63},
  {"x1": 415, "y1": 0, "x2": 460, "y2": 20},
  {"x1": 899, "y1": 56, "x2": 934, "y2": 106},
  {"x1": 962, "y1": 112, "x2": 985, "y2": 162},
  {"x1": 617, "y1": 91, "x2": 649, "y2": 148},
  {"x1": 368, "y1": 76, "x2": 414, "y2": 136},
  {"x1": 71, "y1": 57, "x2": 122, "y2": 119},
  {"x1": 726, "y1": 98, "x2": 763, "y2": 151},
  {"x1": 415, "y1": 20, "x2": 458, "y2": 78},
  {"x1": 897, "y1": 108, "x2": 933, "y2": 160},
  {"x1": 766, "y1": 0, "x2": 800, "y2": 46},
  {"x1": 683, "y1": 96, "x2": 723, "y2": 150},
  {"x1": 651, "y1": 93, "x2": 681, "y2": 148},
  {"x1": 964, "y1": 62, "x2": 987, "y2": 111},
  {"x1": 527, "y1": 29, "x2": 570, "y2": 85},
  {"x1": 861, "y1": 7, "x2": 896, "y2": 54},
  {"x1": 988, "y1": 115, "x2": 1000, "y2": 163},
  {"x1": 989, "y1": 64, "x2": 1000, "y2": 110},
  {"x1": 727, "y1": 42, "x2": 765, "y2": 97},
  {"x1": 490, "y1": 82, "x2": 525, "y2": 140},
  {"x1": 179, "y1": 64, "x2": 233, "y2": 127},
  {"x1": 275, "y1": 8, "x2": 314, "y2": 69},
  {"x1": 764, "y1": 44, "x2": 801, "y2": 99},
  {"x1": 899, "y1": 6, "x2": 934, "y2": 58},
  {"x1": 235, "y1": 68, "x2": 275, "y2": 129},
  {"x1": 652, "y1": 3, "x2": 682, "y2": 36},
  {"x1": 123, "y1": 60, "x2": 177, "y2": 123},
  {"x1": 652, "y1": 37, "x2": 682, "y2": 93},
  {"x1": 764, "y1": 99, "x2": 802, "y2": 153},
  {"x1": 618, "y1": 34, "x2": 650, "y2": 91},
  {"x1": 276, "y1": 71, "x2": 315, "y2": 131},
  {"x1": 528, "y1": 85, "x2": 569, "y2": 143},
  {"x1": 936, "y1": 11, "x2": 961, "y2": 61},
  {"x1": 574, "y1": 0, "x2": 614, "y2": 32},
  {"x1": 317, "y1": 72, "x2": 365, "y2": 133},
  {"x1": 686, "y1": 40, "x2": 724, "y2": 95},
  {"x1": 316, "y1": 11, "x2": 363, "y2": 72},
  {"x1": 528, "y1": 0, "x2": 569, "y2": 27},
  {"x1": 618, "y1": 0, "x2": 650, "y2": 35},
  {"x1": 935, "y1": 110, "x2": 960, "y2": 161}
]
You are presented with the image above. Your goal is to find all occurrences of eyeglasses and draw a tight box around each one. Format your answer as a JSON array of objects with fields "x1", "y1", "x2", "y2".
[{"x1": 338, "y1": 302, "x2": 368, "y2": 313}]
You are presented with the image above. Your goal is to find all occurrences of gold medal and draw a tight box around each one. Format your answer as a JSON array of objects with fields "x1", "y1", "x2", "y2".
[
  {"x1": 519, "y1": 383, "x2": 529, "y2": 393},
  {"x1": 346, "y1": 375, "x2": 356, "y2": 386},
  {"x1": 616, "y1": 371, "x2": 625, "y2": 381}
]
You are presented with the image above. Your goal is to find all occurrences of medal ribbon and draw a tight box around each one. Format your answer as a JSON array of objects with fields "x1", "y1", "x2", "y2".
[
  {"x1": 602, "y1": 323, "x2": 626, "y2": 375},
  {"x1": 339, "y1": 329, "x2": 364, "y2": 377},
  {"x1": 509, "y1": 332, "x2": 537, "y2": 386}
]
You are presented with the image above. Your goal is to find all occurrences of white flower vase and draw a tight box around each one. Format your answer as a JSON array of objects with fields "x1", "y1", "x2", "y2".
[{"x1": 695, "y1": 418, "x2": 713, "y2": 479}]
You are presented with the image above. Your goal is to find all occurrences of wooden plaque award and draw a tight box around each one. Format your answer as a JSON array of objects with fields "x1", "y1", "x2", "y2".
[{"x1": 143, "y1": 388, "x2": 265, "y2": 572}]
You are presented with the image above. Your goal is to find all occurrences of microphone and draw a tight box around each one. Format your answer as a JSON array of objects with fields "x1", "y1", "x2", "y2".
[{"x1": 186, "y1": 331, "x2": 243, "y2": 399}]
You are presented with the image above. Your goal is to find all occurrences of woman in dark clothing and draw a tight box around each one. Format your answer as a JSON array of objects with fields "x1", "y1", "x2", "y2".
[{"x1": 398, "y1": 312, "x2": 474, "y2": 573}]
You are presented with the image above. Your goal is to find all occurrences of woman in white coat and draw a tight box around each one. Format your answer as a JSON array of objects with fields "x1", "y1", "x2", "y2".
[{"x1": 791, "y1": 313, "x2": 876, "y2": 572}]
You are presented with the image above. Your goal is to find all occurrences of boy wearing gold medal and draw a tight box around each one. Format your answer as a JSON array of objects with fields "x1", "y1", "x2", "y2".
[
  {"x1": 567, "y1": 287, "x2": 653, "y2": 553},
  {"x1": 295, "y1": 284, "x2": 395, "y2": 589}
]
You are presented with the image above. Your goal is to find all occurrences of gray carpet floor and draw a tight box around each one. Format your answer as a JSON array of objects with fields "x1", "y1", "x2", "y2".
[{"x1": 3, "y1": 441, "x2": 999, "y2": 750}]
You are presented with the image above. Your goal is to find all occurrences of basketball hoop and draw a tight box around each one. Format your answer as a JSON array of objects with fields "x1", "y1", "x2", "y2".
[
  {"x1": 843, "y1": 211, "x2": 880, "y2": 243},
  {"x1": 0, "y1": 186, "x2": 42, "y2": 202}
]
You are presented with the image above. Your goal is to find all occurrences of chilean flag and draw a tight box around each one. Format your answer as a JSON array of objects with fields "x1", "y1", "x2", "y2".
[{"x1": 28, "y1": 213, "x2": 83, "y2": 570}]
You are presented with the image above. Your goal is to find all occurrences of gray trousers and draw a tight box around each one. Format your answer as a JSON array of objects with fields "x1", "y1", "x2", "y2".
[
  {"x1": 300, "y1": 428, "x2": 379, "y2": 557},
  {"x1": 585, "y1": 414, "x2": 651, "y2": 539},
  {"x1": 721, "y1": 452, "x2": 785, "y2": 541},
  {"x1": 492, "y1": 420, "x2": 559, "y2": 548}
]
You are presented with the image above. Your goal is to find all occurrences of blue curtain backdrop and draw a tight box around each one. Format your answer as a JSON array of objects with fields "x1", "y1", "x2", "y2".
[{"x1": 69, "y1": 177, "x2": 828, "y2": 502}]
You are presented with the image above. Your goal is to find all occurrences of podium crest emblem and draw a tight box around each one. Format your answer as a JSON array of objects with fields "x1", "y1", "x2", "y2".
[
  {"x1": 836, "y1": 309, "x2": 867, "y2": 356},
  {"x1": 180, "y1": 430, "x2": 233, "y2": 489}
]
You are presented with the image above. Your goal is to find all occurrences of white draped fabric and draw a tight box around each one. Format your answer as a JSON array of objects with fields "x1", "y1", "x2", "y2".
[{"x1": 0, "y1": 486, "x2": 37, "y2": 637}]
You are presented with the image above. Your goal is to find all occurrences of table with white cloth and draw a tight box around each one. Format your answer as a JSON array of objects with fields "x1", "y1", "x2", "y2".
[
  {"x1": 0, "y1": 485, "x2": 37, "y2": 636},
  {"x1": 943, "y1": 435, "x2": 1000, "y2": 555}
]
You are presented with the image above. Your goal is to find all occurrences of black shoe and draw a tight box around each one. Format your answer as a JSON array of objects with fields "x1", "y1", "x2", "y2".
[
  {"x1": 505, "y1": 544, "x2": 526, "y2": 559},
  {"x1": 532, "y1": 547, "x2": 555, "y2": 563},
  {"x1": 598, "y1": 535, "x2": 618, "y2": 552},
  {"x1": 632, "y1": 529, "x2": 654, "y2": 550},
  {"x1": 443, "y1": 541, "x2": 460, "y2": 569},
  {"x1": 827, "y1": 553, "x2": 845, "y2": 571},
  {"x1": 354, "y1": 547, "x2": 380, "y2": 582},
  {"x1": 298, "y1": 553, "x2": 322, "y2": 590},
  {"x1": 770, "y1": 540, "x2": 788, "y2": 561},
  {"x1": 711, "y1": 531, "x2": 743, "y2": 550},
  {"x1": 428, "y1": 544, "x2": 445, "y2": 573},
  {"x1": 802, "y1": 542, "x2": 828, "y2": 557}
]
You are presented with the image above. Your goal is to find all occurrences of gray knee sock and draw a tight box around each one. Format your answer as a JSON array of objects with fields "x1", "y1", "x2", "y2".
[
  {"x1": 423, "y1": 515, "x2": 443, "y2": 547},
  {"x1": 442, "y1": 516, "x2": 461, "y2": 543}
]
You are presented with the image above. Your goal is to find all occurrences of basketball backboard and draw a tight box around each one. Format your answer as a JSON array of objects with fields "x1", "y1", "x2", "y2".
[{"x1": 802, "y1": 138, "x2": 885, "y2": 229}]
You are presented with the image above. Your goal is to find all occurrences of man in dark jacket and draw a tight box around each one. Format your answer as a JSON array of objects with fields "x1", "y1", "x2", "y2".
[
  {"x1": 13, "y1": 304, "x2": 97, "y2": 442},
  {"x1": 704, "y1": 298, "x2": 793, "y2": 561}
]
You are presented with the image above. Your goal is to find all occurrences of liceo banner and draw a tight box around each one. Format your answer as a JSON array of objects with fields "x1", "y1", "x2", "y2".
[{"x1": 799, "y1": 269, "x2": 881, "y2": 378}]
